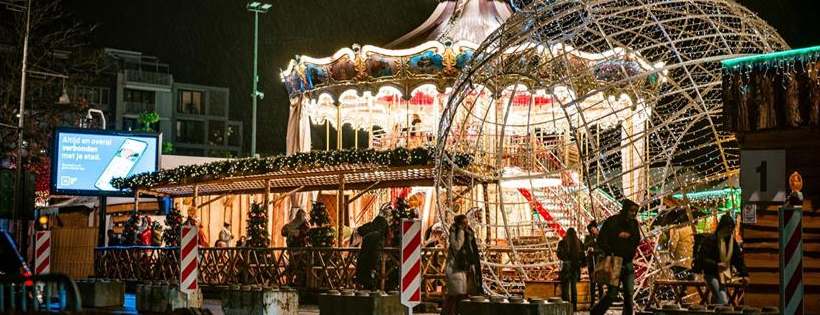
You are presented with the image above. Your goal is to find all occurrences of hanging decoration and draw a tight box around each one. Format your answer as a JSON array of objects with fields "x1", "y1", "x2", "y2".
[
  {"x1": 246, "y1": 202, "x2": 270, "y2": 247},
  {"x1": 722, "y1": 46, "x2": 820, "y2": 132},
  {"x1": 112, "y1": 146, "x2": 472, "y2": 190},
  {"x1": 306, "y1": 201, "x2": 335, "y2": 247},
  {"x1": 163, "y1": 205, "x2": 184, "y2": 247}
]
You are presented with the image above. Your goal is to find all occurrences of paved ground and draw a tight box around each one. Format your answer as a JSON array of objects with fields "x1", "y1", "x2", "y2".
[{"x1": 106, "y1": 294, "x2": 620, "y2": 314}]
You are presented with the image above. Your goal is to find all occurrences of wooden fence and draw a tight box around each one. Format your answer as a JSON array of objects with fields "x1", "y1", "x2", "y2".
[{"x1": 94, "y1": 247, "x2": 555, "y2": 300}]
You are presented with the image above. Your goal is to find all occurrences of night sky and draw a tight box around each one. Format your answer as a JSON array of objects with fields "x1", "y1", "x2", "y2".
[{"x1": 65, "y1": 0, "x2": 820, "y2": 156}]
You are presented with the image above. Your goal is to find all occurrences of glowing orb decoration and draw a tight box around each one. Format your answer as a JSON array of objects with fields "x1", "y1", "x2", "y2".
[{"x1": 434, "y1": 0, "x2": 786, "y2": 299}]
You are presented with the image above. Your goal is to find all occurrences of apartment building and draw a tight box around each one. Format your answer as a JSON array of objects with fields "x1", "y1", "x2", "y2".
[{"x1": 73, "y1": 48, "x2": 243, "y2": 157}]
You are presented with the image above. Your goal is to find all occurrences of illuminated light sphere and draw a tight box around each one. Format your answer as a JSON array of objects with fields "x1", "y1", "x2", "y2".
[{"x1": 435, "y1": 0, "x2": 786, "y2": 297}]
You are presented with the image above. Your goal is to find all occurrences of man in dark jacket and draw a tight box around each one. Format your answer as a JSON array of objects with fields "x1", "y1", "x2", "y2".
[
  {"x1": 584, "y1": 220, "x2": 605, "y2": 306},
  {"x1": 355, "y1": 216, "x2": 388, "y2": 290},
  {"x1": 591, "y1": 199, "x2": 641, "y2": 315},
  {"x1": 695, "y1": 214, "x2": 748, "y2": 304}
]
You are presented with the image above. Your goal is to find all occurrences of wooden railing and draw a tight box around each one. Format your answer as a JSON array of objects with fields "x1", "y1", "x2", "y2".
[{"x1": 94, "y1": 246, "x2": 555, "y2": 300}]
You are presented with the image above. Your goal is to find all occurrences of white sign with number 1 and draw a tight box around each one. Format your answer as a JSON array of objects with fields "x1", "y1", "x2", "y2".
[{"x1": 740, "y1": 150, "x2": 786, "y2": 204}]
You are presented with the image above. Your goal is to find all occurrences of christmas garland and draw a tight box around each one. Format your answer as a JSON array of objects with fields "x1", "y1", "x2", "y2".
[{"x1": 112, "y1": 146, "x2": 472, "y2": 190}]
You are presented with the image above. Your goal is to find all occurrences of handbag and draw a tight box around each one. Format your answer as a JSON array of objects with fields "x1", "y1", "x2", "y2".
[{"x1": 593, "y1": 255, "x2": 623, "y2": 286}]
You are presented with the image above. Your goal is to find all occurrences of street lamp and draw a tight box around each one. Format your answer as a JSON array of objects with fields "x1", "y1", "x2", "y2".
[
  {"x1": 83, "y1": 109, "x2": 106, "y2": 129},
  {"x1": 247, "y1": 1, "x2": 271, "y2": 157}
]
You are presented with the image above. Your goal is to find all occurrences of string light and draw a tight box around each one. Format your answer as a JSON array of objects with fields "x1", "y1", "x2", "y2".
[{"x1": 111, "y1": 146, "x2": 473, "y2": 190}]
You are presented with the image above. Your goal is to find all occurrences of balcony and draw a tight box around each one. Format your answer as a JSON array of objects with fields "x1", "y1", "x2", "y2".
[
  {"x1": 124, "y1": 69, "x2": 171, "y2": 86},
  {"x1": 124, "y1": 101, "x2": 155, "y2": 115}
]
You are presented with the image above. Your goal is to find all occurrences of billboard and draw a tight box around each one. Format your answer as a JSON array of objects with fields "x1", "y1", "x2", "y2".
[{"x1": 50, "y1": 128, "x2": 160, "y2": 196}]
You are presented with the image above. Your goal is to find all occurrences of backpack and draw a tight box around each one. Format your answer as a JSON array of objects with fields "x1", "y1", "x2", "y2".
[{"x1": 691, "y1": 233, "x2": 709, "y2": 273}]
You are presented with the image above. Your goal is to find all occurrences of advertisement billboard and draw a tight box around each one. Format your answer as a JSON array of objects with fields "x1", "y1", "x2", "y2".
[{"x1": 50, "y1": 128, "x2": 160, "y2": 196}]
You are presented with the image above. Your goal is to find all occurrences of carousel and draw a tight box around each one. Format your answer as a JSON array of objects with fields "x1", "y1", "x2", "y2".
[{"x1": 97, "y1": 0, "x2": 789, "y2": 309}]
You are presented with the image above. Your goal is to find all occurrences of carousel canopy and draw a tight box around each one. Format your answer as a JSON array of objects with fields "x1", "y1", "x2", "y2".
[{"x1": 280, "y1": 0, "x2": 514, "y2": 99}]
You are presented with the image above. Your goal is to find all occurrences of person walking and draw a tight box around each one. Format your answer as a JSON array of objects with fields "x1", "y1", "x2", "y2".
[
  {"x1": 584, "y1": 220, "x2": 605, "y2": 306},
  {"x1": 695, "y1": 214, "x2": 749, "y2": 304},
  {"x1": 590, "y1": 199, "x2": 641, "y2": 315},
  {"x1": 441, "y1": 214, "x2": 482, "y2": 315},
  {"x1": 558, "y1": 228, "x2": 585, "y2": 312}
]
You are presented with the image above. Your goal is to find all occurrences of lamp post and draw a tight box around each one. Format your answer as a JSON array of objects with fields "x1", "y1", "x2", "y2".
[
  {"x1": 12, "y1": 0, "x2": 31, "y2": 227},
  {"x1": 247, "y1": 1, "x2": 271, "y2": 157}
]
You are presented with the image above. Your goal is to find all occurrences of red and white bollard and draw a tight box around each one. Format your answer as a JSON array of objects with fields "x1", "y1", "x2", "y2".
[
  {"x1": 180, "y1": 225, "x2": 199, "y2": 295},
  {"x1": 35, "y1": 231, "x2": 51, "y2": 275},
  {"x1": 779, "y1": 206, "x2": 803, "y2": 315},
  {"x1": 401, "y1": 219, "x2": 421, "y2": 314}
]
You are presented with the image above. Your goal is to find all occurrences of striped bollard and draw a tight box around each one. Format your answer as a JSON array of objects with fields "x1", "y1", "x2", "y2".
[
  {"x1": 180, "y1": 225, "x2": 199, "y2": 295},
  {"x1": 35, "y1": 231, "x2": 51, "y2": 275},
  {"x1": 401, "y1": 219, "x2": 421, "y2": 314},
  {"x1": 779, "y1": 206, "x2": 803, "y2": 315}
]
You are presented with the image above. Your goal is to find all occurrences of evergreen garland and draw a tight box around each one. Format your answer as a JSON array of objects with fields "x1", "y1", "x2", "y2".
[
  {"x1": 388, "y1": 197, "x2": 419, "y2": 246},
  {"x1": 112, "y1": 147, "x2": 473, "y2": 190},
  {"x1": 246, "y1": 202, "x2": 270, "y2": 247},
  {"x1": 307, "y1": 200, "x2": 335, "y2": 247},
  {"x1": 121, "y1": 212, "x2": 140, "y2": 246},
  {"x1": 163, "y1": 206, "x2": 184, "y2": 247}
]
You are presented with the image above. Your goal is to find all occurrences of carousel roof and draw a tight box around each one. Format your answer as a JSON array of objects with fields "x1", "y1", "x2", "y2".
[{"x1": 280, "y1": 0, "x2": 514, "y2": 98}]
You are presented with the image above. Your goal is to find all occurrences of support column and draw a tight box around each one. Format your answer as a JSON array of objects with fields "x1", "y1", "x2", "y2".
[
  {"x1": 482, "y1": 183, "x2": 491, "y2": 244},
  {"x1": 265, "y1": 180, "x2": 272, "y2": 246},
  {"x1": 336, "y1": 101, "x2": 342, "y2": 150},
  {"x1": 192, "y1": 185, "x2": 199, "y2": 218},
  {"x1": 337, "y1": 174, "x2": 345, "y2": 247}
]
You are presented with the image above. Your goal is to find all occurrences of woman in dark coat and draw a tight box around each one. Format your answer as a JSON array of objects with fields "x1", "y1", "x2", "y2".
[
  {"x1": 441, "y1": 215, "x2": 482, "y2": 315},
  {"x1": 695, "y1": 214, "x2": 748, "y2": 304},
  {"x1": 557, "y1": 227, "x2": 585, "y2": 312}
]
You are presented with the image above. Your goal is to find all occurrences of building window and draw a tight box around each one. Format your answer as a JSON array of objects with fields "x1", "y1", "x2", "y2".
[
  {"x1": 209, "y1": 91, "x2": 227, "y2": 116},
  {"x1": 208, "y1": 120, "x2": 227, "y2": 146},
  {"x1": 123, "y1": 117, "x2": 158, "y2": 132},
  {"x1": 176, "y1": 119, "x2": 204, "y2": 144},
  {"x1": 123, "y1": 88, "x2": 155, "y2": 114},
  {"x1": 73, "y1": 86, "x2": 110, "y2": 108},
  {"x1": 227, "y1": 123, "x2": 241, "y2": 147},
  {"x1": 178, "y1": 90, "x2": 203, "y2": 114}
]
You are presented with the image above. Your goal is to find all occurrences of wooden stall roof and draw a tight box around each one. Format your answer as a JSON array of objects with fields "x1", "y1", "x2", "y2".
[{"x1": 137, "y1": 164, "x2": 479, "y2": 197}]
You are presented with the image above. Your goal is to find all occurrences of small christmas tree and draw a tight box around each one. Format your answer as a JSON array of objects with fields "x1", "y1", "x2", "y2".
[
  {"x1": 163, "y1": 205, "x2": 184, "y2": 247},
  {"x1": 389, "y1": 197, "x2": 418, "y2": 246},
  {"x1": 121, "y1": 211, "x2": 140, "y2": 246},
  {"x1": 246, "y1": 202, "x2": 270, "y2": 247},
  {"x1": 307, "y1": 200, "x2": 335, "y2": 247}
]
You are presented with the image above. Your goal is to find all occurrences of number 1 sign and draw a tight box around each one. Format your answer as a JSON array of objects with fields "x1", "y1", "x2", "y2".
[{"x1": 740, "y1": 150, "x2": 786, "y2": 204}]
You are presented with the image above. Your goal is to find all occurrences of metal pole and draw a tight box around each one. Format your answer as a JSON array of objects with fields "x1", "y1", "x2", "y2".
[
  {"x1": 13, "y1": 0, "x2": 31, "y2": 231},
  {"x1": 97, "y1": 197, "x2": 107, "y2": 247},
  {"x1": 250, "y1": 10, "x2": 259, "y2": 156}
]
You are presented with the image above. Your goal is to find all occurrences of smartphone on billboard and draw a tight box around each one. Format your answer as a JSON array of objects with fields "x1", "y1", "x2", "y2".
[{"x1": 94, "y1": 138, "x2": 148, "y2": 191}]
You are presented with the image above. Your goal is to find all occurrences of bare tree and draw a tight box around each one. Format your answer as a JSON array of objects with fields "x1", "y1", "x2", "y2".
[{"x1": 0, "y1": 0, "x2": 103, "y2": 183}]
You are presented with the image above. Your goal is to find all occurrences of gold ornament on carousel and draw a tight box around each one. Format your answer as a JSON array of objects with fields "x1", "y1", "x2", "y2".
[
  {"x1": 353, "y1": 44, "x2": 369, "y2": 81},
  {"x1": 442, "y1": 41, "x2": 459, "y2": 77}
]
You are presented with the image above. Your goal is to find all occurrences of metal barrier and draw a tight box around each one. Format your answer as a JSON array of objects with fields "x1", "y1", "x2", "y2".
[
  {"x1": 0, "y1": 273, "x2": 82, "y2": 313},
  {"x1": 94, "y1": 246, "x2": 557, "y2": 299}
]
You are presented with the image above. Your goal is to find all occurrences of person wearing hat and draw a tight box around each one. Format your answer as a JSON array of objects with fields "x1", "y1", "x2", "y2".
[
  {"x1": 584, "y1": 220, "x2": 605, "y2": 306},
  {"x1": 695, "y1": 214, "x2": 749, "y2": 304}
]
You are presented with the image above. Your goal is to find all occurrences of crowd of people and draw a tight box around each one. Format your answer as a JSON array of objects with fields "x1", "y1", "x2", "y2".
[{"x1": 104, "y1": 197, "x2": 749, "y2": 314}]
